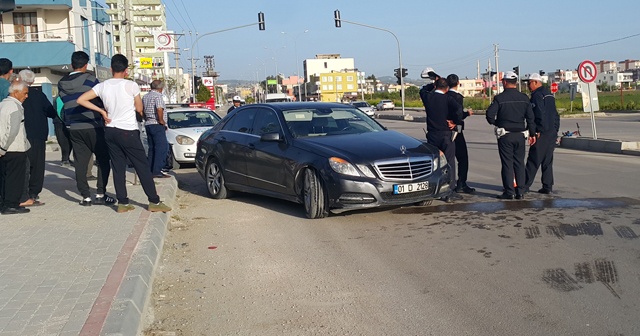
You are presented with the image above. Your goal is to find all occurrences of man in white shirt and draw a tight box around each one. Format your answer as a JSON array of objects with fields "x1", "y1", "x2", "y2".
[{"x1": 77, "y1": 54, "x2": 171, "y2": 213}]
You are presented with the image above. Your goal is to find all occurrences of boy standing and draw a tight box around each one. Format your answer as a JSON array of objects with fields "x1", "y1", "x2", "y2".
[{"x1": 77, "y1": 54, "x2": 171, "y2": 213}]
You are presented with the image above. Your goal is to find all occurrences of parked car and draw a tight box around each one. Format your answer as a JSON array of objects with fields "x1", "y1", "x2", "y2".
[
  {"x1": 351, "y1": 101, "x2": 375, "y2": 117},
  {"x1": 195, "y1": 102, "x2": 451, "y2": 219},
  {"x1": 376, "y1": 99, "x2": 395, "y2": 111},
  {"x1": 165, "y1": 108, "x2": 222, "y2": 169}
]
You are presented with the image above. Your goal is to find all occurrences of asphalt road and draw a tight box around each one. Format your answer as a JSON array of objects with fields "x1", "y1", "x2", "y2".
[{"x1": 143, "y1": 116, "x2": 640, "y2": 336}]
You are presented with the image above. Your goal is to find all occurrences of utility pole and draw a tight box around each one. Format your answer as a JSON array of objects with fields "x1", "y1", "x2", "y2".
[
  {"x1": 174, "y1": 49, "x2": 181, "y2": 103},
  {"x1": 477, "y1": 60, "x2": 480, "y2": 80},
  {"x1": 122, "y1": 0, "x2": 134, "y2": 66},
  {"x1": 494, "y1": 44, "x2": 500, "y2": 94}
]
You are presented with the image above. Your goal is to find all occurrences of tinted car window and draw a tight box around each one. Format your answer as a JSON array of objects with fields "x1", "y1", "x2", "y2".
[
  {"x1": 223, "y1": 108, "x2": 256, "y2": 133},
  {"x1": 252, "y1": 108, "x2": 282, "y2": 136},
  {"x1": 282, "y1": 107, "x2": 384, "y2": 138},
  {"x1": 353, "y1": 102, "x2": 369, "y2": 107}
]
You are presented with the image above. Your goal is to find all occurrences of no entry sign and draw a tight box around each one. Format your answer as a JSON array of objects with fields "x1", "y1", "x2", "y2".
[
  {"x1": 578, "y1": 60, "x2": 597, "y2": 83},
  {"x1": 551, "y1": 82, "x2": 558, "y2": 93}
]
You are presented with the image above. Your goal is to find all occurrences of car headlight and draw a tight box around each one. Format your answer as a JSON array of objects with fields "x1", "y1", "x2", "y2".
[
  {"x1": 356, "y1": 164, "x2": 376, "y2": 178},
  {"x1": 437, "y1": 150, "x2": 447, "y2": 169},
  {"x1": 176, "y1": 135, "x2": 195, "y2": 145},
  {"x1": 329, "y1": 157, "x2": 360, "y2": 177}
]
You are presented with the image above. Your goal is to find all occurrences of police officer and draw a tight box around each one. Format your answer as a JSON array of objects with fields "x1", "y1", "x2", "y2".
[
  {"x1": 446, "y1": 74, "x2": 475, "y2": 193},
  {"x1": 486, "y1": 71, "x2": 536, "y2": 199},
  {"x1": 524, "y1": 73, "x2": 560, "y2": 194},
  {"x1": 419, "y1": 67, "x2": 441, "y2": 106},
  {"x1": 227, "y1": 95, "x2": 242, "y2": 114},
  {"x1": 423, "y1": 78, "x2": 463, "y2": 201}
]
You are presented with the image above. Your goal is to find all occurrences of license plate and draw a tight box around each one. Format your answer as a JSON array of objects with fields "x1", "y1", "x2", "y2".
[{"x1": 393, "y1": 182, "x2": 429, "y2": 194}]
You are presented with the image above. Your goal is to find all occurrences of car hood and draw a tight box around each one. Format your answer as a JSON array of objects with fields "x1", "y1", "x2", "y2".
[
  {"x1": 167, "y1": 127, "x2": 213, "y2": 140},
  {"x1": 294, "y1": 130, "x2": 437, "y2": 163}
]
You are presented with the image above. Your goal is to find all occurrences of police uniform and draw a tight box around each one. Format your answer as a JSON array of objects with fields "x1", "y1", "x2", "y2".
[
  {"x1": 446, "y1": 89, "x2": 473, "y2": 192},
  {"x1": 486, "y1": 73, "x2": 535, "y2": 198},
  {"x1": 424, "y1": 89, "x2": 463, "y2": 192},
  {"x1": 525, "y1": 82, "x2": 560, "y2": 193}
]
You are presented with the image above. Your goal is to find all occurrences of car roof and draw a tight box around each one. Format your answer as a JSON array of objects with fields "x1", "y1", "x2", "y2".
[{"x1": 246, "y1": 102, "x2": 353, "y2": 111}]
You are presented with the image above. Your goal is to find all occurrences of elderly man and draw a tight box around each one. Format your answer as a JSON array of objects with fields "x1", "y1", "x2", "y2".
[
  {"x1": 18, "y1": 70, "x2": 57, "y2": 207},
  {"x1": 524, "y1": 73, "x2": 560, "y2": 194},
  {"x1": 0, "y1": 80, "x2": 31, "y2": 214},
  {"x1": 142, "y1": 80, "x2": 169, "y2": 178}
]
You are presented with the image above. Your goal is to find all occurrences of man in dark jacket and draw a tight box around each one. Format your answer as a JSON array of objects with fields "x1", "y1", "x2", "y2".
[
  {"x1": 524, "y1": 73, "x2": 560, "y2": 194},
  {"x1": 446, "y1": 74, "x2": 475, "y2": 194},
  {"x1": 18, "y1": 70, "x2": 57, "y2": 207},
  {"x1": 486, "y1": 71, "x2": 536, "y2": 199},
  {"x1": 423, "y1": 78, "x2": 464, "y2": 201},
  {"x1": 58, "y1": 51, "x2": 114, "y2": 206}
]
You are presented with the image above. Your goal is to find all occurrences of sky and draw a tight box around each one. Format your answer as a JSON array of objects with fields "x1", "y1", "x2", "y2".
[{"x1": 160, "y1": 0, "x2": 640, "y2": 82}]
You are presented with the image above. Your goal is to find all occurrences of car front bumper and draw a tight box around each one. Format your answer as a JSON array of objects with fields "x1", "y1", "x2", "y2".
[
  {"x1": 323, "y1": 167, "x2": 452, "y2": 212},
  {"x1": 172, "y1": 144, "x2": 197, "y2": 163}
]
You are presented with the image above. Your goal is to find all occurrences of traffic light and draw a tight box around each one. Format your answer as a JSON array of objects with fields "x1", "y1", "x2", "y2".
[
  {"x1": 397, "y1": 77, "x2": 402, "y2": 85},
  {"x1": 401, "y1": 68, "x2": 408, "y2": 78},
  {"x1": 258, "y1": 12, "x2": 265, "y2": 30},
  {"x1": 394, "y1": 68, "x2": 400, "y2": 78},
  {"x1": 512, "y1": 66, "x2": 519, "y2": 76},
  {"x1": 334, "y1": 10, "x2": 341, "y2": 28},
  {"x1": 539, "y1": 70, "x2": 545, "y2": 76}
]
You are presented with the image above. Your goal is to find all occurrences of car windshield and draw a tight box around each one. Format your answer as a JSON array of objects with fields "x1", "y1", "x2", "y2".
[
  {"x1": 353, "y1": 102, "x2": 369, "y2": 108},
  {"x1": 282, "y1": 107, "x2": 384, "y2": 138},
  {"x1": 167, "y1": 111, "x2": 221, "y2": 129}
]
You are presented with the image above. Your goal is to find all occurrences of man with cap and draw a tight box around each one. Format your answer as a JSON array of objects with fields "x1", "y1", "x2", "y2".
[
  {"x1": 486, "y1": 71, "x2": 536, "y2": 200},
  {"x1": 524, "y1": 73, "x2": 560, "y2": 194},
  {"x1": 227, "y1": 96, "x2": 242, "y2": 114},
  {"x1": 423, "y1": 78, "x2": 464, "y2": 202},
  {"x1": 446, "y1": 74, "x2": 475, "y2": 194},
  {"x1": 419, "y1": 67, "x2": 440, "y2": 106}
]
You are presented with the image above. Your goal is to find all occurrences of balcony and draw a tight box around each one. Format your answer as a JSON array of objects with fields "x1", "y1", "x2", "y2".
[
  {"x1": 15, "y1": 0, "x2": 72, "y2": 7},
  {"x1": 135, "y1": 21, "x2": 163, "y2": 27},
  {"x1": 1, "y1": 41, "x2": 75, "y2": 68}
]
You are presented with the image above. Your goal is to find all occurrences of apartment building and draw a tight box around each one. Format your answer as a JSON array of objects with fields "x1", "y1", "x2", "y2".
[
  {"x1": 1, "y1": 0, "x2": 114, "y2": 99},
  {"x1": 458, "y1": 79, "x2": 484, "y2": 97},
  {"x1": 303, "y1": 54, "x2": 355, "y2": 83},
  {"x1": 105, "y1": 0, "x2": 168, "y2": 87},
  {"x1": 316, "y1": 71, "x2": 359, "y2": 102}
]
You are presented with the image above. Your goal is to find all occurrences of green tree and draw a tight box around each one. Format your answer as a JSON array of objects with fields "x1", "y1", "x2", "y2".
[
  {"x1": 405, "y1": 86, "x2": 419, "y2": 100},
  {"x1": 196, "y1": 83, "x2": 211, "y2": 102},
  {"x1": 163, "y1": 77, "x2": 184, "y2": 103}
]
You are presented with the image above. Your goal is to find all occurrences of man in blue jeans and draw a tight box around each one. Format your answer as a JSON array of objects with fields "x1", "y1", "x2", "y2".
[{"x1": 142, "y1": 80, "x2": 170, "y2": 178}]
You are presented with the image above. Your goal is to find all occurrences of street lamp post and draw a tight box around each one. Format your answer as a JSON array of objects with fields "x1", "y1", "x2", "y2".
[
  {"x1": 333, "y1": 10, "x2": 406, "y2": 116},
  {"x1": 282, "y1": 30, "x2": 309, "y2": 101}
]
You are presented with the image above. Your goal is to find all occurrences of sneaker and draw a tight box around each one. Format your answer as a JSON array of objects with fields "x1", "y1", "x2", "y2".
[
  {"x1": 148, "y1": 201, "x2": 171, "y2": 212},
  {"x1": 79, "y1": 197, "x2": 92, "y2": 206},
  {"x1": 94, "y1": 195, "x2": 116, "y2": 205},
  {"x1": 117, "y1": 204, "x2": 135, "y2": 213}
]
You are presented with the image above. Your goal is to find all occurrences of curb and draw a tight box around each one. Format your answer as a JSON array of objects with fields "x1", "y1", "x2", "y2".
[
  {"x1": 100, "y1": 177, "x2": 178, "y2": 336},
  {"x1": 560, "y1": 137, "x2": 640, "y2": 155}
]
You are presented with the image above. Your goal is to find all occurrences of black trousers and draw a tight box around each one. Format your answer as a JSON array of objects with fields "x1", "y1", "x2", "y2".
[
  {"x1": 497, "y1": 132, "x2": 526, "y2": 195},
  {"x1": 54, "y1": 121, "x2": 72, "y2": 161},
  {"x1": 427, "y1": 130, "x2": 456, "y2": 190},
  {"x1": 21, "y1": 139, "x2": 46, "y2": 201},
  {"x1": 454, "y1": 132, "x2": 470, "y2": 185},
  {"x1": 104, "y1": 127, "x2": 159, "y2": 204},
  {"x1": 525, "y1": 131, "x2": 556, "y2": 190},
  {"x1": 69, "y1": 128, "x2": 111, "y2": 199},
  {"x1": 0, "y1": 152, "x2": 28, "y2": 209}
]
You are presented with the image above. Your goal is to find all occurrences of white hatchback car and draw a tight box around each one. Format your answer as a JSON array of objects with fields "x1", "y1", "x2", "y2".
[
  {"x1": 376, "y1": 99, "x2": 395, "y2": 111},
  {"x1": 165, "y1": 108, "x2": 222, "y2": 168}
]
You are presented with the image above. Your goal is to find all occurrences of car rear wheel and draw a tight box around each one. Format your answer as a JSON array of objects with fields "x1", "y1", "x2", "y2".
[
  {"x1": 303, "y1": 168, "x2": 328, "y2": 219},
  {"x1": 206, "y1": 158, "x2": 228, "y2": 199}
]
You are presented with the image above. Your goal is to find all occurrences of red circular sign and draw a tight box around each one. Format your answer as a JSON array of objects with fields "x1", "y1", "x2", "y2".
[
  {"x1": 578, "y1": 60, "x2": 597, "y2": 83},
  {"x1": 551, "y1": 82, "x2": 558, "y2": 93}
]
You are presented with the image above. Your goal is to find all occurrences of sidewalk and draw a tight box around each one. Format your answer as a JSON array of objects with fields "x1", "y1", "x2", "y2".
[{"x1": 0, "y1": 149, "x2": 176, "y2": 336}]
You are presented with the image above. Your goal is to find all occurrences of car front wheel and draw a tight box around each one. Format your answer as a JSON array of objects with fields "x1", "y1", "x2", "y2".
[
  {"x1": 303, "y1": 168, "x2": 328, "y2": 219},
  {"x1": 206, "y1": 158, "x2": 228, "y2": 199}
]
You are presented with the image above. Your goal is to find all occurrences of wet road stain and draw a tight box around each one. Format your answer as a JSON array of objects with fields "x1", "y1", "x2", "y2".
[
  {"x1": 544, "y1": 259, "x2": 620, "y2": 298},
  {"x1": 393, "y1": 197, "x2": 640, "y2": 215},
  {"x1": 546, "y1": 222, "x2": 604, "y2": 239},
  {"x1": 525, "y1": 226, "x2": 541, "y2": 239},
  {"x1": 613, "y1": 226, "x2": 639, "y2": 239},
  {"x1": 477, "y1": 248, "x2": 492, "y2": 258}
]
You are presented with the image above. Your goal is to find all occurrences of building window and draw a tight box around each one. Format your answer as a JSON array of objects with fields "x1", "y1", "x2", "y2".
[
  {"x1": 321, "y1": 76, "x2": 327, "y2": 82},
  {"x1": 328, "y1": 76, "x2": 332, "y2": 82},
  {"x1": 336, "y1": 76, "x2": 342, "y2": 82},
  {"x1": 0, "y1": 15, "x2": 3, "y2": 42},
  {"x1": 347, "y1": 84, "x2": 354, "y2": 90},
  {"x1": 328, "y1": 84, "x2": 333, "y2": 90},
  {"x1": 346, "y1": 76, "x2": 353, "y2": 81},
  {"x1": 96, "y1": 23, "x2": 105, "y2": 55},
  {"x1": 13, "y1": 12, "x2": 38, "y2": 42},
  {"x1": 324, "y1": 62, "x2": 328, "y2": 68},
  {"x1": 322, "y1": 85, "x2": 327, "y2": 90},
  {"x1": 81, "y1": 16, "x2": 89, "y2": 51},
  {"x1": 337, "y1": 84, "x2": 342, "y2": 90}
]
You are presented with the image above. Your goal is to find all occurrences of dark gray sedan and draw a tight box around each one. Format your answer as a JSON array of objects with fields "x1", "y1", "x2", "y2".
[{"x1": 195, "y1": 102, "x2": 451, "y2": 218}]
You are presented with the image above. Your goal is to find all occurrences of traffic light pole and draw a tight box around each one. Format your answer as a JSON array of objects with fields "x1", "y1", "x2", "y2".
[
  {"x1": 190, "y1": 15, "x2": 265, "y2": 102},
  {"x1": 334, "y1": 13, "x2": 405, "y2": 116}
]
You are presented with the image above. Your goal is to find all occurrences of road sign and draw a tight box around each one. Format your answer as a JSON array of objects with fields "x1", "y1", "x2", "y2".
[
  {"x1": 202, "y1": 77, "x2": 214, "y2": 87},
  {"x1": 578, "y1": 60, "x2": 597, "y2": 83},
  {"x1": 551, "y1": 82, "x2": 558, "y2": 93}
]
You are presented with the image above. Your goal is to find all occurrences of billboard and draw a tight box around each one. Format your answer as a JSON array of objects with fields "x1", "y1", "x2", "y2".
[
  {"x1": 139, "y1": 57, "x2": 153, "y2": 69},
  {"x1": 153, "y1": 32, "x2": 175, "y2": 52},
  {"x1": 202, "y1": 77, "x2": 214, "y2": 87}
]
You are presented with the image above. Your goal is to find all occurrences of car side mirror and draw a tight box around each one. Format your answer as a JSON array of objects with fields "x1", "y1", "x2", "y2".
[{"x1": 260, "y1": 132, "x2": 283, "y2": 142}]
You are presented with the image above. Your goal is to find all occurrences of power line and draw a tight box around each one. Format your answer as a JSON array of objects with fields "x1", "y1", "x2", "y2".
[
  {"x1": 165, "y1": 4, "x2": 186, "y2": 32},
  {"x1": 168, "y1": 0, "x2": 192, "y2": 33},
  {"x1": 177, "y1": 0, "x2": 196, "y2": 32},
  {"x1": 503, "y1": 32, "x2": 640, "y2": 52}
]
